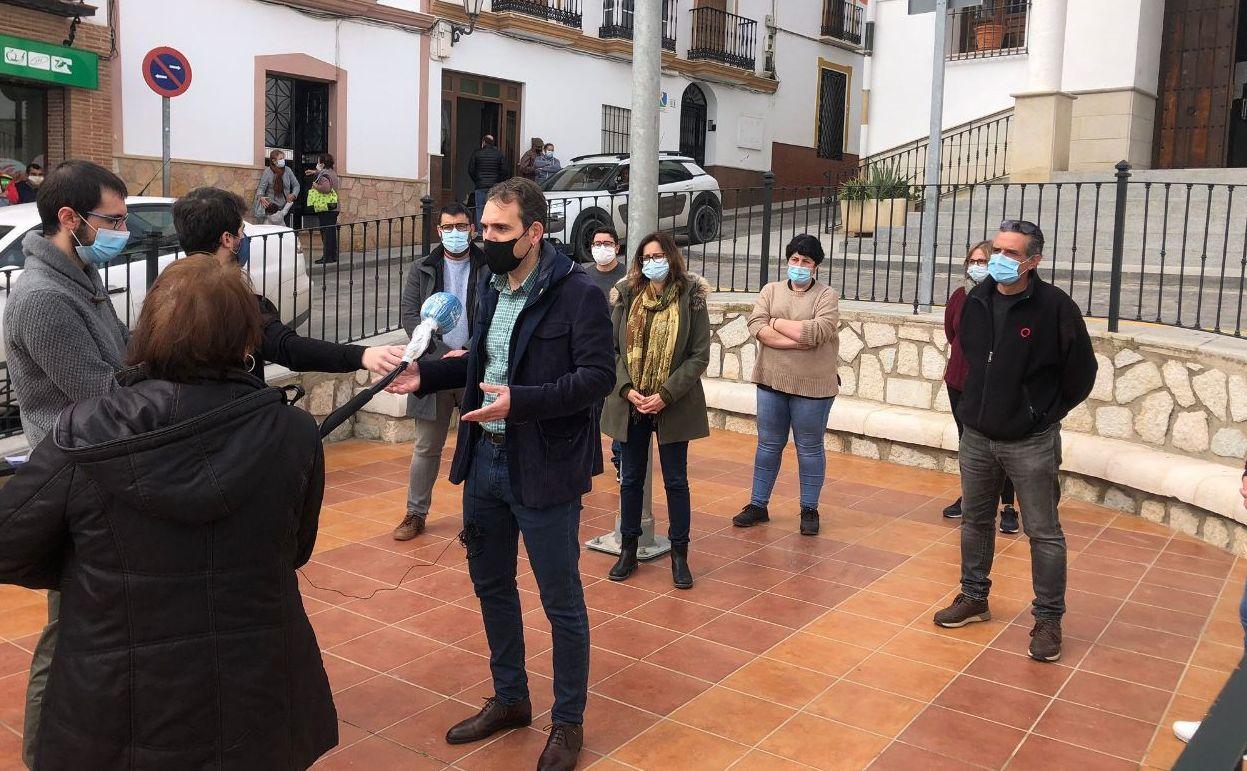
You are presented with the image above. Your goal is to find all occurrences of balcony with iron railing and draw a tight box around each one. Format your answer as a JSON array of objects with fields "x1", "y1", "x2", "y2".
[
  {"x1": 491, "y1": 0, "x2": 583, "y2": 28},
  {"x1": 821, "y1": 0, "x2": 864, "y2": 46},
  {"x1": 947, "y1": 0, "x2": 1030, "y2": 60},
  {"x1": 687, "y1": 6, "x2": 757, "y2": 70},
  {"x1": 599, "y1": 0, "x2": 677, "y2": 51}
]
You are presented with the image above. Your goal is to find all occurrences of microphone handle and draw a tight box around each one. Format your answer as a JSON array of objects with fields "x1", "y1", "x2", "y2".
[{"x1": 318, "y1": 361, "x2": 409, "y2": 438}]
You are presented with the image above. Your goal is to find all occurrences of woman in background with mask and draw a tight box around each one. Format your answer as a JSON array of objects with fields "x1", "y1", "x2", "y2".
[
  {"x1": 254, "y1": 149, "x2": 300, "y2": 225},
  {"x1": 733, "y1": 234, "x2": 840, "y2": 538},
  {"x1": 305, "y1": 153, "x2": 341, "y2": 264},
  {"x1": 602, "y1": 232, "x2": 710, "y2": 589},
  {"x1": 535, "y1": 143, "x2": 562, "y2": 185},
  {"x1": 940, "y1": 240, "x2": 1019, "y2": 532}
]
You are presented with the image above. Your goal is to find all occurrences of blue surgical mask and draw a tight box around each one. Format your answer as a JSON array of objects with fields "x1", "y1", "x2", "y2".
[
  {"x1": 641, "y1": 257, "x2": 669, "y2": 282},
  {"x1": 73, "y1": 217, "x2": 130, "y2": 266},
  {"x1": 787, "y1": 265, "x2": 812, "y2": 285},
  {"x1": 967, "y1": 264, "x2": 990, "y2": 284},
  {"x1": 275, "y1": 159, "x2": 286, "y2": 169},
  {"x1": 442, "y1": 229, "x2": 470, "y2": 255},
  {"x1": 987, "y1": 253, "x2": 1022, "y2": 285},
  {"x1": 233, "y1": 231, "x2": 251, "y2": 268}
]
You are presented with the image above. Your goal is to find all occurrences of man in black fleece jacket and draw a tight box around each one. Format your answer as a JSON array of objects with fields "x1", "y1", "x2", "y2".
[
  {"x1": 172, "y1": 187, "x2": 403, "y2": 381},
  {"x1": 932, "y1": 220, "x2": 1097, "y2": 665}
]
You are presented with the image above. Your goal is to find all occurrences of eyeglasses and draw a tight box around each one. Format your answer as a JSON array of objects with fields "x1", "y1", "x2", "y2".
[
  {"x1": 438, "y1": 224, "x2": 472, "y2": 234},
  {"x1": 641, "y1": 253, "x2": 667, "y2": 262},
  {"x1": 82, "y1": 211, "x2": 128, "y2": 231},
  {"x1": 591, "y1": 241, "x2": 616, "y2": 248},
  {"x1": 1000, "y1": 219, "x2": 1042, "y2": 238}
]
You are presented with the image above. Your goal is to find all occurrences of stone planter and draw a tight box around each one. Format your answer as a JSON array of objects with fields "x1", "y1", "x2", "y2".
[{"x1": 839, "y1": 198, "x2": 909, "y2": 237}]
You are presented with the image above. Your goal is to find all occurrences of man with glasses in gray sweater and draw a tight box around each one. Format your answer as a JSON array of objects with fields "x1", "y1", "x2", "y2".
[{"x1": 2, "y1": 159, "x2": 132, "y2": 767}]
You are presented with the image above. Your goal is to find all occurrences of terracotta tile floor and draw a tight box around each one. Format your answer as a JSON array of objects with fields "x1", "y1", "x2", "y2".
[{"x1": 0, "y1": 430, "x2": 1244, "y2": 770}]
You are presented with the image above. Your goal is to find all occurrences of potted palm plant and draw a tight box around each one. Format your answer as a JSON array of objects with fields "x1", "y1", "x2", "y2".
[{"x1": 838, "y1": 165, "x2": 912, "y2": 237}]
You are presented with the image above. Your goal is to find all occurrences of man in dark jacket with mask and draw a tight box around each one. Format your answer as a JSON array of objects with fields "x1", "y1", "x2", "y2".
[
  {"x1": 393, "y1": 201, "x2": 486, "y2": 540},
  {"x1": 386, "y1": 178, "x2": 613, "y2": 771},
  {"x1": 932, "y1": 219, "x2": 1097, "y2": 665},
  {"x1": 468, "y1": 135, "x2": 507, "y2": 229}
]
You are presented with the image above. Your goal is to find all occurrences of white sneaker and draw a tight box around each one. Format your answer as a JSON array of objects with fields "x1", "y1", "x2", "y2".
[{"x1": 1173, "y1": 720, "x2": 1200, "y2": 743}]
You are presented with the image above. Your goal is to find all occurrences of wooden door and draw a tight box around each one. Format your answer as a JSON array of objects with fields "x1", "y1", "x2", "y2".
[{"x1": 1153, "y1": 0, "x2": 1240, "y2": 169}]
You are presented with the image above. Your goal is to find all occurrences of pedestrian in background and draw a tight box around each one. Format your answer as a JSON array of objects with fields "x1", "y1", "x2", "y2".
[
  {"x1": 0, "y1": 255, "x2": 337, "y2": 770},
  {"x1": 587, "y1": 226, "x2": 626, "y2": 481},
  {"x1": 467, "y1": 135, "x2": 506, "y2": 229},
  {"x1": 394, "y1": 202, "x2": 486, "y2": 541},
  {"x1": 5, "y1": 162, "x2": 42, "y2": 205},
  {"x1": 306, "y1": 153, "x2": 341, "y2": 265},
  {"x1": 932, "y1": 220, "x2": 1097, "y2": 665},
  {"x1": 535, "y1": 143, "x2": 562, "y2": 185},
  {"x1": 734, "y1": 234, "x2": 840, "y2": 537},
  {"x1": 254, "y1": 149, "x2": 299, "y2": 226},
  {"x1": 603, "y1": 232, "x2": 710, "y2": 590},
  {"x1": 517, "y1": 137, "x2": 544, "y2": 181},
  {"x1": 942, "y1": 239, "x2": 1020, "y2": 534}
]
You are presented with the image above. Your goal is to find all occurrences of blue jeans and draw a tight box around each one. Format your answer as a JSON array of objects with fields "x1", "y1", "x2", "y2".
[
  {"x1": 620, "y1": 414, "x2": 691, "y2": 546},
  {"x1": 463, "y1": 437, "x2": 590, "y2": 724},
  {"x1": 473, "y1": 188, "x2": 488, "y2": 229},
  {"x1": 750, "y1": 387, "x2": 835, "y2": 510}
]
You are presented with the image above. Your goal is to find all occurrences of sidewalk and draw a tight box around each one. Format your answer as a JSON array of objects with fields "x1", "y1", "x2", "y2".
[{"x1": 0, "y1": 431, "x2": 1240, "y2": 770}]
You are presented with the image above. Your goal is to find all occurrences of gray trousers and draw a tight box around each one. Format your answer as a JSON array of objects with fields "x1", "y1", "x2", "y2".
[
  {"x1": 23, "y1": 591, "x2": 59, "y2": 769},
  {"x1": 959, "y1": 424, "x2": 1067, "y2": 620},
  {"x1": 406, "y1": 389, "x2": 462, "y2": 518}
]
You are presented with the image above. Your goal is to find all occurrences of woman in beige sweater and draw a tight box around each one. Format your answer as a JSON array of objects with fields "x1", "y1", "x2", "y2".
[{"x1": 733, "y1": 234, "x2": 840, "y2": 536}]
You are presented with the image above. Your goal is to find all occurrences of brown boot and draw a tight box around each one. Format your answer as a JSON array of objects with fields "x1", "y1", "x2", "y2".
[
  {"x1": 393, "y1": 513, "x2": 426, "y2": 541},
  {"x1": 445, "y1": 697, "x2": 532, "y2": 745},
  {"x1": 536, "y1": 723, "x2": 583, "y2": 771}
]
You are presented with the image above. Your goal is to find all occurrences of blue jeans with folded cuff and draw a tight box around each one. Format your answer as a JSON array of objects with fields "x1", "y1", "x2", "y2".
[
  {"x1": 750, "y1": 387, "x2": 835, "y2": 510},
  {"x1": 959, "y1": 424, "x2": 1067, "y2": 620},
  {"x1": 462, "y1": 436, "x2": 590, "y2": 724},
  {"x1": 620, "y1": 413, "x2": 691, "y2": 546}
]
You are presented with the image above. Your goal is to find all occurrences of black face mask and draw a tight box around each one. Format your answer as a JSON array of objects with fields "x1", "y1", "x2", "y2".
[{"x1": 483, "y1": 229, "x2": 534, "y2": 275}]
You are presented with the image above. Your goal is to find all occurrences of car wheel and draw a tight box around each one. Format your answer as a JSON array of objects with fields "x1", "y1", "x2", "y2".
[
  {"x1": 571, "y1": 211, "x2": 613, "y2": 263},
  {"x1": 688, "y1": 196, "x2": 721, "y2": 245}
]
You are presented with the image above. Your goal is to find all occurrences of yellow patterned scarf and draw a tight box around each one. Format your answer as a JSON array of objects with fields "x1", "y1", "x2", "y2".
[{"x1": 625, "y1": 281, "x2": 682, "y2": 397}]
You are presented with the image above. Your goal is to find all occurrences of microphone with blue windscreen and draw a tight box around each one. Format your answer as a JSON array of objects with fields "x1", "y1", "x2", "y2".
[{"x1": 319, "y1": 292, "x2": 464, "y2": 438}]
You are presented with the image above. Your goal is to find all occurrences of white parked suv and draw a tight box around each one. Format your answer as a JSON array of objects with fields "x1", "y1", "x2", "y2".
[
  {"x1": 0, "y1": 196, "x2": 314, "y2": 365},
  {"x1": 542, "y1": 153, "x2": 722, "y2": 262}
]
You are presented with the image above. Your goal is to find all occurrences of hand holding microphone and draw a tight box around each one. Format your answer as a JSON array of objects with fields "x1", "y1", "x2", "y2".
[{"x1": 318, "y1": 292, "x2": 463, "y2": 437}]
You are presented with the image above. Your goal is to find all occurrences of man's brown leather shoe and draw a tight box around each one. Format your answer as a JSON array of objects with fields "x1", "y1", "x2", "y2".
[
  {"x1": 536, "y1": 723, "x2": 583, "y2": 771},
  {"x1": 445, "y1": 697, "x2": 532, "y2": 745}
]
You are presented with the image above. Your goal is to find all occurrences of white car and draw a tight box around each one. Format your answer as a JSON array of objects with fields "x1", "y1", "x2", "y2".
[
  {"x1": 0, "y1": 197, "x2": 313, "y2": 366},
  {"x1": 542, "y1": 153, "x2": 722, "y2": 262}
]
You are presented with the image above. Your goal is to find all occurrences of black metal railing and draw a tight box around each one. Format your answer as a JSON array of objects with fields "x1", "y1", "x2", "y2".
[
  {"x1": 688, "y1": 6, "x2": 757, "y2": 70},
  {"x1": 599, "y1": 0, "x2": 678, "y2": 51},
  {"x1": 948, "y1": 0, "x2": 1029, "y2": 60},
  {"x1": 861, "y1": 111, "x2": 1012, "y2": 190},
  {"x1": 822, "y1": 0, "x2": 864, "y2": 46},
  {"x1": 492, "y1": 0, "x2": 583, "y2": 28}
]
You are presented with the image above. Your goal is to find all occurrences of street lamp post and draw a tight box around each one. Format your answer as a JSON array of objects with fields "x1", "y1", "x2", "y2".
[{"x1": 450, "y1": 0, "x2": 484, "y2": 45}]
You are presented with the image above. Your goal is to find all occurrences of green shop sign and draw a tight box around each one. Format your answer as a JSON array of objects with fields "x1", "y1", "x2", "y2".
[{"x1": 0, "y1": 34, "x2": 99, "y2": 90}]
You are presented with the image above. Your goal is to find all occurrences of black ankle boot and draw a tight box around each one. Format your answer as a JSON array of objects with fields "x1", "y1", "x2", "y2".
[
  {"x1": 671, "y1": 544, "x2": 693, "y2": 589},
  {"x1": 609, "y1": 536, "x2": 639, "y2": 581}
]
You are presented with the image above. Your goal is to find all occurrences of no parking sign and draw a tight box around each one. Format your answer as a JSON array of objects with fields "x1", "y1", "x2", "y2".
[{"x1": 142, "y1": 46, "x2": 192, "y2": 98}]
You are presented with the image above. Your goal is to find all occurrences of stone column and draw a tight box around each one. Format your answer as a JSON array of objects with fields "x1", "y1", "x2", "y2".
[{"x1": 1009, "y1": 0, "x2": 1075, "y2": 182}]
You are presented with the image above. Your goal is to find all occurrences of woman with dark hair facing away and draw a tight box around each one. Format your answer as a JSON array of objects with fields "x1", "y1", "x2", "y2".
[
  {"x1": 733, "y1": 234, "x2": 840, "y2": 536},
  {"x1": 173, "y1": 186, "x2": 404, "y2": 382},
  {"x1": 0, "y1": 255, "x2": 337, "y2": 770},
  {"x1": 942, "y1": 239, "x2": 1020, "y2": 533},
  {"x1": 601, "y1": 231, "x2": 710, "y2": 589}
]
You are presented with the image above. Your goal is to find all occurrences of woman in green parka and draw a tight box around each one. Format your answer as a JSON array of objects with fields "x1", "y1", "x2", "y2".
[{"x1": 602, "y1": 231, "x2": 711, "y2": 589}]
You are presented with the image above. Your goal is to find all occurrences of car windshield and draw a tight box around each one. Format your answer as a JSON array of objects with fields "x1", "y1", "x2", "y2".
[{"x1": 543, "y1": 163, "x2": 619, "y2": 192}]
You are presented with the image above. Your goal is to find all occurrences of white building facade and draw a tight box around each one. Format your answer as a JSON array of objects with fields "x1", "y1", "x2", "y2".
[
  {"x1": 862, "y1": 0, "x2": 1247, "y2": 180},
  {"x1": 103, "y1": 0, "x2": 867, "y2": 221}
]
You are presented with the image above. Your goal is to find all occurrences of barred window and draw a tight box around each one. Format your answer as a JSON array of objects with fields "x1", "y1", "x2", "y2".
[{"x1": 602, "y1": 104, "x2": 631, "y2": 154}]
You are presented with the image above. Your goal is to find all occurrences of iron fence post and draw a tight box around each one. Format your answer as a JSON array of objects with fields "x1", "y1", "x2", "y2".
[
  {"x1": 145, "y1": 237, "x2": 159, "y2": 289},
  {"x1": 759, "y1": 171, "x2": 775, "y2": 287},
  {"x1": 420, "y1": 195, "x2": 434, "y2": 257},
  {"x1": 1108, "y1": 160, "x2": 1131, "y2": 333}
]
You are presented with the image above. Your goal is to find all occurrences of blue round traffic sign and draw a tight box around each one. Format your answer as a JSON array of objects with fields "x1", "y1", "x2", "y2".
[{"x1": 142, "y1": 47, "x2": 192, "y2": 98}]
